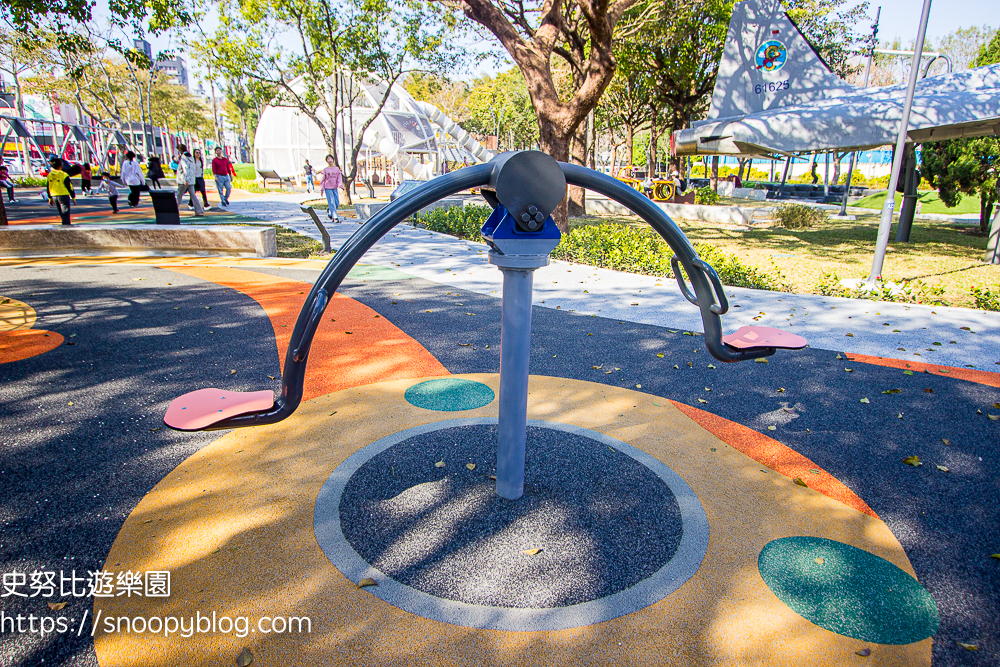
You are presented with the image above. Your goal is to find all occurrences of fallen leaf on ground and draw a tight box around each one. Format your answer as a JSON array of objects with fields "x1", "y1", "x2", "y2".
[
  {"x1": 47, "y1": 601, "x2": 67, "y2": 611},
  {"x1": 836, "y1": 354, "x2": 842, "y2": 359},
  {"x1": 882, "y1": 389, "x2": 901, "y2": 394},
  {"x1": 956, "y1": 642, "x2": 978, "y2": 651},
  {"x1": 936, "y1": 465, "x2": 950, "y2": 472},
  {"x1": 489, "y1": 475, "x2": 497, "y2": 480},
  {"x1": 229, "y1": 369, "x2": 236, "y2": 375},
  {"x1": 656, "y1": 353, "x2": 664, "y2": 358},
  {"x1": 636, "y1": 384, "x2": 642, "y2": 389},
  {"x1": 809, "y1": 469, "x2": 820, "y2": 474},
  {"x1": 845, "y1": 368, "x2": 854, "y2": 372},
  {"x1": 814, "y1": 557, "x2": 825, "y2": 564},
  {"x1": 523, "y1": 548, "x2": 542, "y2": 555},
  {"x1": 989, "y1": 554, "x2": 1000, "y2": 560},
  {"x1": 903, "y1": 370, "x2": 914, "y2": 376},
  {"x1": 898, "y1": 413, "x2": 904, "y2": 419},
  {"x1": 902, "y1": 455, "x2": 922, "y2": 467},
  {"x1": 990, "y1": 415, "x2": 1000, "y2": 421},
  {"x1": 855, "y1": 648, "x2": 871, "y2": 657},
  {"x1": 466, "y1": 463, "x2": 475, "y2": 470},
  {"x1": 777, "y1": 387, "x2": 786, "y2": 393},
  {"x1": 235, "y1": 648, "x2": 254, "y2": 666},
  {"x1": 846, "y1": 333, "x2": 854, "y2": 337},
  {"x1": 994, "y1": 402, "x2": 1000, "y2": 409},
  {"x1": 357, "y1": 578, "x2": 377, "y2": 588},
  {"x1": 794, "y1": 478, "x2": 807, "y2": 487},
  {"x1": 267, "y1": 375, "x2": 275, "y2": 380},
  {"x1": 434, "y1": 461, "x2": 445, "y2": 468},
  {"x1": 697, "y1": 399, "x2": 708, "y2": 404},
  {"x1": 767, "y1": 425, "x2": 776, "y2": 431},
  {"x1": 860, "y1": 397, "x2": 869, "y2": 404},
  {"x1": 755, "y1": 358, "x2": 769, "y2": 363},
  {"x1": 924, "y1": 388, "x2": 934, "y2": 393},
  {"x1": 673, "y1": 364, "x2": 679, "y2": 369},
  {"x1": 458, "y1": 343, "x2": 471, "y2": 347},
  {"x1": 708, "y1": 364, "x2": 716, "y2": 369},
  {"x1": 941, "y1": 438, "x2": 951, "y2": 445},
  {"x1": 592, "y1": 365, "x2": 602, "y2": 369}
]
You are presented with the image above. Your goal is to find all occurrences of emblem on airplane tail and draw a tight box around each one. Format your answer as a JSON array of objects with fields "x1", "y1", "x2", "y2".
[{"x1": 755, "y1": 40, "x2": 787, "y2": 72}]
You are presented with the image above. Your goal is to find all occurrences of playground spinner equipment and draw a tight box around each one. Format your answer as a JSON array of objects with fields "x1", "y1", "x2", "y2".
[
  {"x1": 164, "y1": 151, "x2": 806, "y2": 500},
  {"x1": 613, "y1": 165, "x2": 679, "y2": 202}
]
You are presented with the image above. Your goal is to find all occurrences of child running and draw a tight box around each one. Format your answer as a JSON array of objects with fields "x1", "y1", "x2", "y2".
[
  {"x1": 80, "y1": 162, "x2": 93, "y2": 194},
  {"x1": 46, "y1": 157, "x2": 76, "y2": 225},
  {"x1": 98, "y1": 172, "x2": 120, "y2": 213}
]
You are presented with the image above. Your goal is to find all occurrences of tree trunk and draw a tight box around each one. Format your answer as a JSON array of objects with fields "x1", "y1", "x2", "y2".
[
  {"x1": 537, "y1": 121, "x2": 572, "y2": 232},
  {"x1": 568, "y1": 119, "x2": 587, "y2": 217},
  {"x1": 710, "y1": 156, "x2": 719, "y2": 193},
  {"x1": 626, "y1": 125, "x2": 634, "y2": 166},
  {"x1": 982, "y1": 196, "x2": 994, "y2": 235}
]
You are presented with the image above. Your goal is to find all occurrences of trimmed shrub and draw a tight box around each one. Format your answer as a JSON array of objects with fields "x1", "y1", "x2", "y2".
[
  {"x1": 775, "y1": 203, "x2": 827, "y2": 229},
  {"x1": 813, "y1": 269, "x2": 949, "y2": 306},
  {"x1": 411, "y1": 204, "x2": 492, "y2": 240},
  {"x1": 551, "y1": 223, "x2": 784, "y2": 290},
  {"x1": 695, "y1": 186, "x2": 720, "y2": 205},
  {"x1": 971, "y1": 286, "x2": 1000, "y2": 311}
]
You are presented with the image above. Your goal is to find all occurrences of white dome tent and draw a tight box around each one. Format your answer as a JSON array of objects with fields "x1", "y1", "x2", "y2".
[{"x1": 253, "y1": 71, "x2": 492, "y2": 183}]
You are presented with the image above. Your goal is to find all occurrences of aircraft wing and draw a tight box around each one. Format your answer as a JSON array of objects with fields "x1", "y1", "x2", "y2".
[{"x1": 672, "y1": 0, "x2": 1000, "y2": 157}]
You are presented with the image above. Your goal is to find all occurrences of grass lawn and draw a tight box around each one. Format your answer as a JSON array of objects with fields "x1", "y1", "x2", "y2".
[
  {"x1": 853, "y1": 190, "x2": 984, "y2": 216},
  {"x1": 570, "y1": 213, "x2": 1000, "y2": 309}
]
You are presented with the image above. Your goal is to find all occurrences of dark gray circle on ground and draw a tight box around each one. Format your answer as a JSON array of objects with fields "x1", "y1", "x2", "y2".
[{"x1": 314, "y1": 418, "x2": 709, "y2": 631}]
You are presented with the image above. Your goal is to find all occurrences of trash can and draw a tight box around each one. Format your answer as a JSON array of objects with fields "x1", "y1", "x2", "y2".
[{"x1": 149, "y1": 189, "x2": 181, "y2": 225}]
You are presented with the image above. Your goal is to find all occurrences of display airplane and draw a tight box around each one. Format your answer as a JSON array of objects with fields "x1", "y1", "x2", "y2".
[{"x1": 672, "y1": 0, "x2": 1000, "y2": 158}]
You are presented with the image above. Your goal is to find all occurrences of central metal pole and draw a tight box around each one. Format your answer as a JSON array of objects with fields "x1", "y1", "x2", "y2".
[
  {"x1": 867, "y1": 0, "x2": 932, "y2": 284},
  {"x1": 492, "y1": 257, "x2": 542, "y2": 500}
]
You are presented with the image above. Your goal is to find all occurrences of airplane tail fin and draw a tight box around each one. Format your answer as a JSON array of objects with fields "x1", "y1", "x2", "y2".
[{"x1": 706, "y1": 0, "x2": 861, "y2": 122}]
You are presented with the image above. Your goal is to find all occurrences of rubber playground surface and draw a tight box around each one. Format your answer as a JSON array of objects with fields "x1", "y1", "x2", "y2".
[{"x1": 1, "y1": 205, "x2": 999, "y2": 666}]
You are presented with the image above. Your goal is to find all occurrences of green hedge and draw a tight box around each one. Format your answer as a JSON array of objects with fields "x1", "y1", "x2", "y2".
[
  {"x1": 552, "y1": 223, "x2": 783, "y2": 290},
  {"x1": 412, "y1": 209, "x2": 784, "y2": 291},
  {"x1": 412, "y1": 204, "x2": 492, "y2": 240}
]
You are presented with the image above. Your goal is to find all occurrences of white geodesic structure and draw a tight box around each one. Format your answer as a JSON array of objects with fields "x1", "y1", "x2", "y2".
[{"x1": 253, "y1": 72, "x2": 491, "y2": 181}]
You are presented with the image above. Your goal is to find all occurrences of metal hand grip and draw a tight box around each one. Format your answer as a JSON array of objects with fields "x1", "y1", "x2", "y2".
[{"x1": 671, "y1": 257, "x2": 729, "y2": 315}]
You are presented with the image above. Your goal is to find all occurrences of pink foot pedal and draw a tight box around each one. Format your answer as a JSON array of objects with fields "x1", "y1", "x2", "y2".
[
  {"x1": 723, "y1": 326, "x2": 807, "y2": 350},
  {"x1": 164, "y1": 388, "x2": 274, "y2": 430}
]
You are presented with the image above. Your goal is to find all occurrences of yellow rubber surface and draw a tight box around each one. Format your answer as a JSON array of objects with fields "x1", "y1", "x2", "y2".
[{"x1": 96, "y1": 375, "x2": 928, "y2": 667}]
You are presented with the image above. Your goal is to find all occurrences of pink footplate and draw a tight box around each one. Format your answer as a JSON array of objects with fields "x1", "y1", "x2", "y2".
[
  {"x1": 723, "y1": 326, "x2": 807, "y2": 350},
  {"x1": 164, "y1": 388, "x2": 274, "y2": 430}
]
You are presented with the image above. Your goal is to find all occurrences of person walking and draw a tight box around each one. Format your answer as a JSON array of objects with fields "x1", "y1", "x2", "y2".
[
  {"x1": 121, "y1": 151, "x2": 145, "y2": 207},
  {"x1": 147, "y1": 156, "x2": 165, "y2": 189},
  {"x1": 191, "y1": 148, "x2": 211, "y2": 210},
  {"x1": 46, "y1": 157, "x2": 76, "y2": 225},
  {"x1": 98, "y1": 171, "x2": 120, "y2": 213},
  {"x1": 211, "y1": 147, "x2": 235, "y2": 206},
  {"x1": 80, "y1": 162, "x2": 93, "y2": 194},
  {"x1": 319, "y1": 154, "x2": 343, "y2": 222},
  {"x1": 0, "y1": 164, "x2": 16, "y2": 203},
  {"x1": 303, "y1": 160, "x2": 314, "y2": 193},
  {"x1": 173, "y1": 144, "x2": 204, "y2": 217}
]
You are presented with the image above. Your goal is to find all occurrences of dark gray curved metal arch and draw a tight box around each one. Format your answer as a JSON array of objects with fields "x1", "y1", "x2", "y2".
[{"x1": 203, "y1": 158, "x2": 774, "y2": 431}]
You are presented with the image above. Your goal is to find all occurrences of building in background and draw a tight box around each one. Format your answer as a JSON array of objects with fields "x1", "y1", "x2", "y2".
[{"x1": 155, "y1": 55, "x2": 189, "y2": 89}]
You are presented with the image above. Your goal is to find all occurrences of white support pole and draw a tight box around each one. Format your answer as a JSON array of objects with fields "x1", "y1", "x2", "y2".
[{"x1": 867, "y1": 0, "x2": 932, "y2": 284}]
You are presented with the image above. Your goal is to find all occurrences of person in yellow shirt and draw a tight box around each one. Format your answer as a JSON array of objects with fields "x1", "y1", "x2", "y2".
[{"x1": 46, "y1": 157, "x2": 76, "y2": 226}]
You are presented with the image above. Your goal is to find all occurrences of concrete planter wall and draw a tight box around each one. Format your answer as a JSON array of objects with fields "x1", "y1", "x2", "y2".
[
  {"x1": 0, "y1": 225, "x2": 277, "y2": 258},
  {"x1": 354, "y1": 198, "x2": 465, "y2": 222},
  {"x1": 586, "y1": 198, "x2": 752, "y2": 224}
]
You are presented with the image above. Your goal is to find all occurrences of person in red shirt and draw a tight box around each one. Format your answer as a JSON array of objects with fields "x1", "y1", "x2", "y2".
[{"x1": 211, "y1": 147, "x2": 236, "y2": 206}]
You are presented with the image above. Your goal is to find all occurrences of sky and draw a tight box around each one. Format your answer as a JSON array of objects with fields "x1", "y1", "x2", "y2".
[{"x1": 118, "y1": 0, "x2": 995, "y2": 87}]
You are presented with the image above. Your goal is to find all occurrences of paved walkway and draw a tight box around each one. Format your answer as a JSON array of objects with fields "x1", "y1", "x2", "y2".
[{"x1": 227, "y1": 193, "x2": 1000, "y2": 371}]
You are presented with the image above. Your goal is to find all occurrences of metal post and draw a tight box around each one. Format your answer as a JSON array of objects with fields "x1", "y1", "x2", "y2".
[
  {"x1": 779, "y1": 156, "x2": 792, "y2": 197},
  {"x1": 491, "y1": 254, "x2": 544, "y2": 500},
  {"x1": 868, "y1": 0, "x2": 932, "y2": 284},
  {"x1": 896, "y1": 145, "x2": 919, "y2": 241}
]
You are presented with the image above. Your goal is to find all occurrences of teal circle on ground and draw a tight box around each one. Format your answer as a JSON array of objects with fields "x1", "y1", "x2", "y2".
[
  {"x1": 404, "y1": 379, "x2": 495, "y2": 412},
  {"x1": 758, "y1": 537, "x2": 938, "y2": 644}
]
